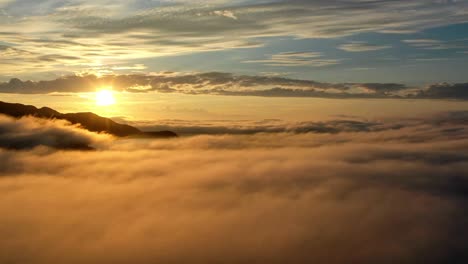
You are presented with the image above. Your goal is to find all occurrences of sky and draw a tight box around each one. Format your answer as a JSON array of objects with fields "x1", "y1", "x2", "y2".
[
  {"x1": 0, "y1": 0, "x2": 467, "y2": 129},
  {"x1": 0, "y1": 0, "x2": 467, "y2": 84},
  {"x1": 2, "y1": 2, "x2": 468, "y2": 263}
]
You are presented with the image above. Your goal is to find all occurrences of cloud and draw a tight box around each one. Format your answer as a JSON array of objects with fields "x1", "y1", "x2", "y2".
[
  {"x1": 1, "y1": 71, "x2": 467, "y2": 99},
  {"x1": 0, "y1": 111, "x2": 468, "y2": 263},
  {"x1": 338, "y1": 42, "x2": 391, "y2": 52},
  {"x1": 212, "y1": 10, "x2": 237, "y2": 20},
  {"x1": 403, "y1": 39, "x2": 467, "y2": 50},
  {"x1": 353, "y1": 83, "x2": 408, "y2": 93},
  {"x1": 120, "y1": 111, "x2": 468, "y2": 137},
  {"x1": 0, "y1": 75, "x2": 101, "y2": 93},
  {"x1": 122, "y1": 118, "x2": 386, "y2": 136},
  {"x1": 3, "y1": 71, "x2": 466, "y2": 99},
  {"x1": 0, "y1": 72, "x2": 418, "y2": 99},
  {"x1": 0, "y1": 0, "x2": 467, "y2": 73},
  {"x1": 0, "y1": 0, "x2": 13, "y2": 7},
  {"x1": 0, "y1": 114, "x2": 111, "y2": 150},
  {"x1": 416, "y1": 83, "x2": 468, "y2": 99},
  {"x1": 244, "y1": 51, "x2": 341, "y2": 67}
]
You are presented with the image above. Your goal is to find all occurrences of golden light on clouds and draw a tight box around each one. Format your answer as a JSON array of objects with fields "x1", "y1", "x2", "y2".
[{"x1": 95, "y1": 89, "x2": 116, "y2": 106}]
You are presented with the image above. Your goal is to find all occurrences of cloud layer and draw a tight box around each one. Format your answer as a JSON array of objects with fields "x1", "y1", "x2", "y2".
[
  {"x1": 0, "y1": 111, "x2": 468, "y2": 263},
  {"x1": 1, "y1": 72, "x2": 467, "y2": 99}
]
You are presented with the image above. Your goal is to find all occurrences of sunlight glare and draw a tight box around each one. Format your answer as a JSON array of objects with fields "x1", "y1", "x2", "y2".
[{"x1": 95, "y1": 89, "x2": 116, "y2": 106}]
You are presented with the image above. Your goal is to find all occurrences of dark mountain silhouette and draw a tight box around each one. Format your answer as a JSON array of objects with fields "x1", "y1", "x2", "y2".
[{"x1": 0, "y1": 101, "x2": 177, "y2": 138}]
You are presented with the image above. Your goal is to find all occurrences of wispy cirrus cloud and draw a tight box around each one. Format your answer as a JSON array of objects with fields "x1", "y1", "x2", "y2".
[
  {"x1": 338, "y1": 42, "x2": 391, "y2": 52},
  {"x1": 212, "y1": 10, "x2": 237, "y2": 20},
  {"x1": 0, "y1": 0, "x2": 467, "y2": 75},
  {"x1": 244, "y1": 51, "x2": 341, "y2": 67},
  {"x1": 403, "y1": 38, "x2": 468, "y2": 50}
]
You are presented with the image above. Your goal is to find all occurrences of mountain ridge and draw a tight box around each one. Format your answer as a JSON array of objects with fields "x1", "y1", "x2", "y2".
[{"x1": 0, "y1": 101, "x2": 178, "y2": 138}]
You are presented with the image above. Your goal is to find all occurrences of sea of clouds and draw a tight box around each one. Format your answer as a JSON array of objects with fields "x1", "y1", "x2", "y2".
[{"x1": 1, "y1": 112, "x2": 468, "y2": 263}]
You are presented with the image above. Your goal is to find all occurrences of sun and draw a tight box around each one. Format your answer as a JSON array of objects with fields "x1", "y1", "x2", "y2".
[{"x1": 95, "y1": 89, "x2": 116, "y2": 106}]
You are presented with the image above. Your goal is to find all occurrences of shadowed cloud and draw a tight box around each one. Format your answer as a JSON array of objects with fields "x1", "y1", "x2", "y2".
[
  {"x1": 417, "y1": 83, "x2": 468, "y2": 99},
  {"x1": 2, "y1": 72, "x2": 467, "y2": 99},
  {"x1": 0, "y1": 114, "x2": 111, "y2": 150},
  {"x1": 0, "y1": 72, "x2": 432, "y2": 98}
]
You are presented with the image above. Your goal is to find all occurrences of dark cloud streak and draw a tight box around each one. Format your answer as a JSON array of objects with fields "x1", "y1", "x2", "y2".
[
  {"x1": 0, "y1": 72, "x2": 430, "y2": 98},
  {"x1": 1, "y1": 72, "x2": 467, "y2": 99}
]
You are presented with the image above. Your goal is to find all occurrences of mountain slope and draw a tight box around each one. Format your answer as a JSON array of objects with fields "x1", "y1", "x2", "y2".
[{"x1": 0, "y1": 101, "x2": 177, "y2": 138}]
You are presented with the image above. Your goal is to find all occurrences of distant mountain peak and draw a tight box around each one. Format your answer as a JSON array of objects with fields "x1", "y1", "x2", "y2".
[{"x1": 0, "y1": 101, "x2": 177, "y2": 138}]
